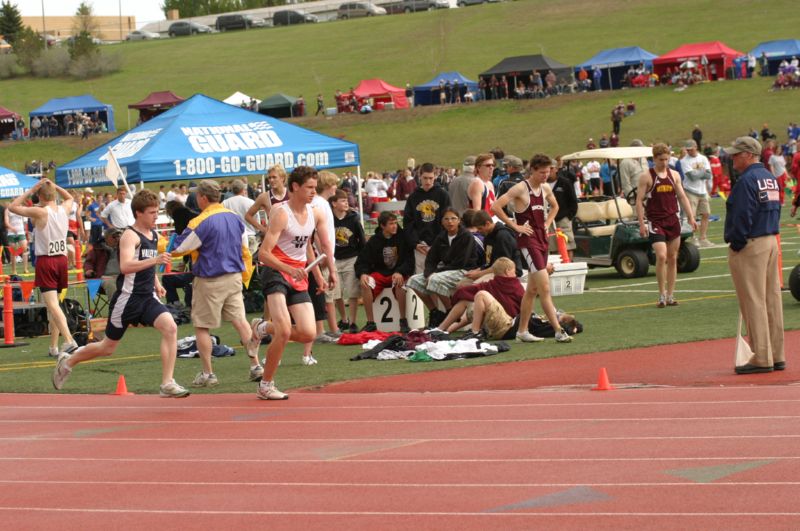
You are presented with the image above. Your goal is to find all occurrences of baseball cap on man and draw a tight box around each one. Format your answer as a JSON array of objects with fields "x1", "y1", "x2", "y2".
[
  {"x1": 684, "y1": 139, "x2": 697, "y2": 149},
  {"x1": 630, "y1": 139, "x2": 644, "y2": 147},
  {"x1": 504, "y1": 155, "x2": 523, "y2": 168},
  {"x1": 725, "y1": 136, "x2": 762, "y2": 156},
  {"x1": 463, "y1": 155, "x2": 476, "y2": 166}
]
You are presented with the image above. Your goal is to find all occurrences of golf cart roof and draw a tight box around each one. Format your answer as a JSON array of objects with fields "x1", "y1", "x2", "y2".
[{"x1": 562, "y1": 146, "x2": 653, "y2": 161}]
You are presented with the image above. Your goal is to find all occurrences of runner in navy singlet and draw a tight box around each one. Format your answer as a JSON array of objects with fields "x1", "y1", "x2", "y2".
[
  {"x1": 492, "y1": 154, "x2": 573, "y2": 343},
  {"x1": 636, "y1": 143, "x2": 697, "y2": 308},
  {"x1": 244, "y1": 164, "x2": 289, "y2": 239},
  {"x1": 52, "y1": 189, "x2": 190, "y2": 398}
]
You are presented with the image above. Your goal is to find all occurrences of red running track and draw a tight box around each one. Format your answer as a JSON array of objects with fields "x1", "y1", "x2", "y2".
[{"x1": 1, "y1": 385, "x2": 800, "y2": 530}]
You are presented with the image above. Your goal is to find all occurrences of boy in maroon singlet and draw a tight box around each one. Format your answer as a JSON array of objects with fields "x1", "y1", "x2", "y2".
[
  {"x1": 636, "y1": 143, "x2": 697, "y2": 307},
  {"x1": 492, "y1": 154, "x2": 572, "y2": 343}
]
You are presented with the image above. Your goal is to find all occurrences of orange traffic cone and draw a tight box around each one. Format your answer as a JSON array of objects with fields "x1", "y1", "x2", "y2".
[
  {"x1": 592, "y1": 367, "x2": 615, "y2": 391},
  {"x1": 111, "y1": 375, "x2": 135, "y2": 396}
]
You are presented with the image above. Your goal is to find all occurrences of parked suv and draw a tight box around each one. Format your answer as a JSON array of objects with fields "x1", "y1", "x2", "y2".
[
  {"x1": 337, "y1": 2, "x2": 387, "y2": 19},
  {"x1": 168, "y1": 21, "x2": 213, "y2": 37},
  {"x1": 401, "y1": 0, "x2": 450, "y2": 12},
  {"x1": 215, "y1": 14, "x2": 267, "y2": 31},
  {"x1": 272, "y1": 10, "x2": 319, "y2": 26}
]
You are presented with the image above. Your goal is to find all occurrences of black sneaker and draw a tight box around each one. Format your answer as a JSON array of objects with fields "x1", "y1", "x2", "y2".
[
  {"x1": 461, "y1": 329, "x2": 486, "y2": 341},
  {"x1": 399, "y1": 318, "x2": 410, "y2": 333},
  {"x1": 360, "y1": 321, "x2": 377, "y2": 333},
  {"x1": 348, "y1": 323, "x2": 358, "y2": 334},
  {"x1": 337, "y1": 320, "x2": 350, "y2": 333}
]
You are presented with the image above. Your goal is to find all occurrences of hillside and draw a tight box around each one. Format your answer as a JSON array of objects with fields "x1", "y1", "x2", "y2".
[{"x1": 1, "y1": 0, "x2": 798, "y2": 172}]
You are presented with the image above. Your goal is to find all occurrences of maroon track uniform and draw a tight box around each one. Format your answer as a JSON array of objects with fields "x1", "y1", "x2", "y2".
[
  {"x1": 513, "y1": 181, "x2": 549, "y2": 272},
  {"x1": 269, "y1": 189, "x2": 288, "y2": 206},
  {"x1": 645, "y1": 168, "x2": 681, "y2": 242}
]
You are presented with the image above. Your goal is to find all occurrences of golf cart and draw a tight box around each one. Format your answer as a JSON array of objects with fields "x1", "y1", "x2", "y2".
[{"x1": 561, "y1": 146, "x2": 701, "y2": 279}]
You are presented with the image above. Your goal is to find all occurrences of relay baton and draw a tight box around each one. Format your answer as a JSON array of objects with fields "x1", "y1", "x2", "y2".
[
  {"x1": 159, "y1": 233, "x2": 177, "y2": 273},
  {"x1": 304, "y1": 253, "x2": 326, "y2": 273}
]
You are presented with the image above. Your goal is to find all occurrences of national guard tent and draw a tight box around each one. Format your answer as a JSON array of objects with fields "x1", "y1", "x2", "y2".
[
  {"x1": 55, "y1": 94, "x2": 360, "y2": 189},
  {"x1": 29, "y1": 95, "x2": 116, "y2": 132},
  {"x1": 413, "y1": 72, "x2": 480, "y2": 105},
  {"x1": 0, "y1": 166, "x2": 41, "y2": 199},
  {"x1": 258, "y1": 93, "x2": 299, "y2": 118},
  {"x1": 575, "y1": 46, "x2": 658, "y2": 90},
  {"x1": 749, "y1": 40, "x2": 800, "y2": 75}
]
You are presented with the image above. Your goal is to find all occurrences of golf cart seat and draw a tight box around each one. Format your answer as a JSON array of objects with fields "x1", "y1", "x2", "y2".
[{"x1": 575, "y1": 199, "x2": 635, "y2": 237}]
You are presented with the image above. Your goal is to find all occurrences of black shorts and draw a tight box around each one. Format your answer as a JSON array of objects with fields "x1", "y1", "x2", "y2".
[
  {"x1": 589, "y1": 178, "x2": 602, "y2": 191},
  {"x1": 261, "y1": 266, "x2": 312, "y2": 307},
  {"x1": 106, "y1": 292, "x2": 169, "y2": 341},
  {"x1": 67, "y1": 231, "x2": 77, "y2": 240},
  {"x1": 648, "y1": 216, "x2": 681, "y2": 243}
]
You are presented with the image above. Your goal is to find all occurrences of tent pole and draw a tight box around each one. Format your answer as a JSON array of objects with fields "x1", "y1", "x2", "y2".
[
  {"x1": 356, "y1": 166, "x2": 364, "y2": 222},
  {"x1": 607, "y1": 67, "x2": 613, "y2": 90},
  {"x1": 127, "y1": 109, "x2": 130, "y2": 131}
]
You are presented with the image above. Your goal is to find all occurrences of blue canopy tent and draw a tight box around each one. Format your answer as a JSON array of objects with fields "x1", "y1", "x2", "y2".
[
  {"x1": 750, "y1": 40, "x2": 800, "y2": 75},
  {"x1": 29, "y1": 94, "x2": 116, "y2": 133},
  {"x1": 413, "y1": 72, "x2": 480, "y2": 105},
  {"x1": 575, "y1": 46, "x2": 658, "y2": 90},
  {"x1": 0, "y1": 166, "x2": 40, "y2": 199}
]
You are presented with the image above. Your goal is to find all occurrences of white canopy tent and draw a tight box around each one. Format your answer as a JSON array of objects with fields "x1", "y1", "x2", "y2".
[{"x1": 223, "y1": 92, "x2": 262, "y2": 107}]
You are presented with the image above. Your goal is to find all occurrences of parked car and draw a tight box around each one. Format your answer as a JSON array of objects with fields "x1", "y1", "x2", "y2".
[
  {"x1": 215, "y1": 14, "x2": 268, "y2": 31},
  {"x1": 126, "y1": 30, "x2": 161, "y2": 41},
  {"x1": 0, "y1": 38, "x2": 11, "y2": 54},
  {"x1": 64, "y1": 34, "x2": 103, "y2": 46},
  {"x1": 457, "y1": 0, "x2": 499, "y2": 6},
  {"x1": 401, "y1": 0, "x2": 450, "y2": 12},
  {"x1": 168, "y1": 21, "x2": 213, "y2": 37},
  {"x1": 337, "y1": 2, "x2": 387, "y2": 19},
  {"x1": 272, "y1": 10, "x2": 318, "y2": 26}
]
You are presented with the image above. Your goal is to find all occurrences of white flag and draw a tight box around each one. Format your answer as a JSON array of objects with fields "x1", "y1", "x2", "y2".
[{"x1": 104, "y1": 148, "x2": 122, "y2": 188}]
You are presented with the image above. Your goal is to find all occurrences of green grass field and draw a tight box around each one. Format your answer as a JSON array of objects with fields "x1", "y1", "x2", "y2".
[
  {"x1": 1, "y1": 0, "x2": 799, "y2": 172},
  {"x1": 2, "y1": 197, "x2": 799, "y2": 395},
  {"x1": 0, "y1": 0, "x2": 798, "y2": 394}
]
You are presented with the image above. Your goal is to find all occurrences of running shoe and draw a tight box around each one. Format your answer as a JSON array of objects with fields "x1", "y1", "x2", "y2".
[
  {"x1": 656, "y1": 294, "x2": 666, "y2": 308},
  {"x1": 555, "y1": 330, "x2": 573, "y2": 343},
  {"x1": 348, "y1": 323, "x2": 358, "y2": 334},
  {"x1": 337, "y1": 320, "x2": 350, "y2": 333},
  {"x1": 52, "y1": 353, "x2": 72, "y2": 390},
  {"x1": 256, "y1": 380, "x2": 288, "y2": 400},
  {"x1": 516, "y1": 331, "x2": 544, "y2": 343},
  {"x1": 61, "y1": 342, "x2": 79, "y2": 354},
  {"x1": 48, "y1": 346, "x2": 59, "y2": 358},
  {"x1": 315, "y1": 331, "x2": 341, "y2": 344},
  {"x1": 248, "y1": 364, "x2": 264, "y2": 382},
  {"x1": 246, "y1": 318, "x2": 265, "y2": 359},
  {"x1": 192, "y1": 372, "x2": 219, "y2": 388},
  {"x1": 302, "y1": 355, "x2": 318, "y2": 366},
  {"x1": 159, "y1": 380, "x2": 190, "y2": 398},
  {"x1": 666, "y1": 296, "x2": 679, "y2": 306},
  {"x1": 360, "y1": 321, "x2": 377, "y2": 332},
  {"x1": 699, "y1": 239, "x2": 714, "y2": 248}
]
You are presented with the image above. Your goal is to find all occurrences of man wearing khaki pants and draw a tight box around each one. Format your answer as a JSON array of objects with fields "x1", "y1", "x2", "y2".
[{"x1": 723, "y1": 137, "x2": 784, "y2": 374}]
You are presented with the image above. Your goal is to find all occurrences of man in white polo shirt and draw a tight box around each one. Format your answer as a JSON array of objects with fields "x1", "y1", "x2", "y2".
[
  {"x1": 101, "y1": 186, "x2": 136, "y2": 230},
  {"x1": 680, "y1": 140, "x2": 713, "y2": 247}
]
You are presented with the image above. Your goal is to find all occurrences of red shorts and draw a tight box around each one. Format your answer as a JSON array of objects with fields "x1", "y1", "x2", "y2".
[
  {"x1": 648, "y1": 216, "x2": 681, "y2": 243},
  {"x1": 35, "y1": 254, "x2": 68, "y2": 292},
  {"x1": 368, "y1": 272, "x2": 403, "y2": 299},
  {"x1": 520, "y1": 245, "x2": 548, "y2": 273}
]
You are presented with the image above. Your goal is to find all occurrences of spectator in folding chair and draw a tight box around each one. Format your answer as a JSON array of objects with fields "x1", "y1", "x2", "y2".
[{"x1": 84, "y1": 228, "x2": 122, "y2": 315}]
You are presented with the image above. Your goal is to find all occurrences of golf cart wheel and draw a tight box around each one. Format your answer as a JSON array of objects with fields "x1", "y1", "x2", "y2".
[
  {"x1": 789, "y1": 265, "x2": 800, "y2": 301},
  {"x1": 677, "y1": 240, "x2": 701, "y2": 273},
  {"x1": 615, "y1": 249, "x2": 649, "y2": 278}
]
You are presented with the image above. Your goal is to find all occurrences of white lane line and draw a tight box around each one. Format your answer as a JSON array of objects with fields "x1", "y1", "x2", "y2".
[
  {"x1": 591, "y1": 289, "x2": 736, "y2": 293},
  {"x1": 0, "y1": 507, "x2": 799, "y2": 516},
  {"x1": 3, "y1": 415, "x2": 800, "y2": 424},
  {"x1": 2, "y1": 435, "x2": 800, "y2": 442},
  {"x1": 0, "y1": 480, "x2": 798, "y2": 488},
  {"x1": 2, "y1": 456, "x2": 800, "y2": 463}
]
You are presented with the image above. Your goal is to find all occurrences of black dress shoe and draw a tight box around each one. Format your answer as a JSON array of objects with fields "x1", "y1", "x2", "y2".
[
  {"x1": 774, "y1": 361, "x2": 786, "y2": 371},
  {"x1": 735, "y1": 363, "x2": 774, "y2": 375}
]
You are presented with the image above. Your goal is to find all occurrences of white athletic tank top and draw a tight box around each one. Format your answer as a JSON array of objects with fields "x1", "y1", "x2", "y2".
[
  {"x1": 34, "y1": 205, "x2": 69, "y2": 257},
  {"x1": 7, "y1": 211, "x2": 26, "y2": 235},
  {"x1": 273, "y1": 202, "x2": 315, "y2": 264}
]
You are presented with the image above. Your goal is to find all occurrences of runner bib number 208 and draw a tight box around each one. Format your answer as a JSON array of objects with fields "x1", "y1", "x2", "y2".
[{"x1": 48, "y1": 239, "x2": 67, "y2": 256}]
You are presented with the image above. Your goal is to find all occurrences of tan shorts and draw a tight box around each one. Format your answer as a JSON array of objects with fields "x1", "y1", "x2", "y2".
[
  {"x1": 328, "y1": 256, "x2": 359, "y2": 302},
  {"x1": 191, "y1": 273, "x2": 246, "y2": 329},
  {"x1": 548, "y1": 217, "x2": 576, "y2": 251},
  {"x1": 687, "y1": 192, "x2": 710, "y2": 216},
  {"x1": 483, "y1": 295, "x2": 515, "y2": 339}
]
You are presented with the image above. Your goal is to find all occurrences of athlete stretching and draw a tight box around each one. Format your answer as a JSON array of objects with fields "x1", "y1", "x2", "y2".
[
  {"x1": 53, "y1": 189, "x2": 189, "y2": 397},
  {"x1": 248, "y1": 166, "x2": 337, "y2": 400}
]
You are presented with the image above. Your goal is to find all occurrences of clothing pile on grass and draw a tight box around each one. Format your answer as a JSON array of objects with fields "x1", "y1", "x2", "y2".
[
  {"x1": 176, "y1": 335, "x2": 235, "y2": 358},
  {"x1": 349, "y1": 330, "x2": 510, "y2": 362}
]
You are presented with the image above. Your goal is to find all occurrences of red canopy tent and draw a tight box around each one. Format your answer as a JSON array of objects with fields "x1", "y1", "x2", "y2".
[
  {"x1": 653, "y1": 41, "x2": 744, "y2": 80},
  {"x1": 351, "y1": 79, "x2": 409, "y2": 110},
  {"x1": 127, "y1": 91, "x2": 185, "y2": 127},
  {"x1": 0, "y1": 105, "x2": 21, "y2": 138}
]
